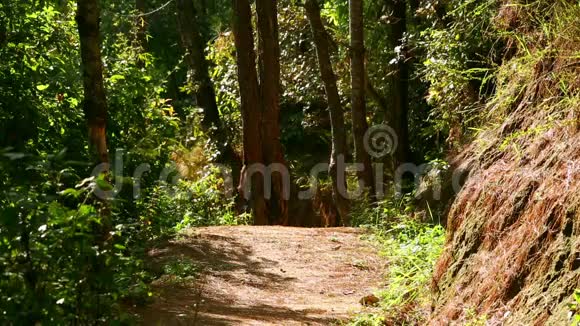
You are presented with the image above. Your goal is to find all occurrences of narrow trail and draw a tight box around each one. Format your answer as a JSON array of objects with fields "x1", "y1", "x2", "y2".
[{"x1": 134, "y1": 226, "x2": 386, "y2": 325}]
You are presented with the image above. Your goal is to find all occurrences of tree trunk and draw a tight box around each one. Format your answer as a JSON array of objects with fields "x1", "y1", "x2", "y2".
[
  {"x1": 176, "y1": 0, "x2": 241, "y2": 188},
  {"x1": 255, "y1": 0, "x2": 289, "y2": 225},
  {"x1": 349, "y1": 0, "x2": 375, "y2": 198},
  {"x1": 388, "y1": 0, "x2": 410, "y2": 166},
  {"x1": 304, "y1": 0, "x2": 350, "y2": 225},
  {"x1": 76, "y1": 0, "x2": 111, "y2": 288},
  {"x1": 76, "y1": 0, "x2": 109, "y2": 167},
  {"x1": 232, "y1": 0, "x2": 268, "y2": 225}
]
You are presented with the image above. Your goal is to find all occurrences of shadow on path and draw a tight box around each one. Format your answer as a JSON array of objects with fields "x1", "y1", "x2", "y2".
[{"x1": 132, "y1": 226, "x2": 382, "y2": 325}]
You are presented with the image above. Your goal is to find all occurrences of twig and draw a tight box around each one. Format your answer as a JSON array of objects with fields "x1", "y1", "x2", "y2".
[{"x1": 131, "y1": 0, "x2": 174, "y2": 18}]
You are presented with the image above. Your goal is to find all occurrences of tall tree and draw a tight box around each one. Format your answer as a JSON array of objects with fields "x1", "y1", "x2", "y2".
[
  {"x1": 76, "y1": 1, "x2": 111, "y2": 303},
  {"x1": 388, "y1": 0, "x2": 411, "y2": 166},
  {"x1": 255, "y1": 0, "x2": 289, "y2": 225},
  {"x1": 304, "y1": 0, "x2": 350, "y2": 225},
  {"x1": 176, "y1": 0, "x2": 241, "y2": 186},
  {"x1": 232, "y1": 0, "x2": 268, "y2": 225},
  {"x1": 76, "y1": 0, "x2": 109, "y2": 166},
  {"x1": 349, "y1": 0, "x2": 375, "y2": 196}
]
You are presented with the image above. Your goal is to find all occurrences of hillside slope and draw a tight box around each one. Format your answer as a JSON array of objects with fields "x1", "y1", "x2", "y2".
[{"x1": 430, "y1": 1, "x2": 580, "y2": 324}]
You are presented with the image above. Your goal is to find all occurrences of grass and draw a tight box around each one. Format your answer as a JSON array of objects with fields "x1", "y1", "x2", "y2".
[
  {"x1": 570, "y1": 290, "x2": 580, "y2": 326},
  {"x1": 349, "y1": 199, "x2": 446, "y2": 325},
  {"x1": 153, "y1": 257, "x2": 202, "y2": 287}
]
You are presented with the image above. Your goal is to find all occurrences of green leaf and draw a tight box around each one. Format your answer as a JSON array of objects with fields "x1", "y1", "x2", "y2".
[
  {"x1": 96, "y1": 178, "x2": 113, "y2": 191},
  {"x1": 36, "y1": 84, "x2": 49, "y2": 91},
  {"x1": 59, "y1": 188, "x2": 81, "y2": 198},
  {"x1": 109, "y1": 74, "x2": 125, "y2": 83},
  {"x1": 78, "y1": 204, "x2": 95, "y2": 216}
]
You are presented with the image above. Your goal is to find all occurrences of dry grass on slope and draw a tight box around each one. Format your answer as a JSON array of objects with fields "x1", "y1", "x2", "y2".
[{"x1": 430, "y1": 0, "x2": 580, "y2": 324}]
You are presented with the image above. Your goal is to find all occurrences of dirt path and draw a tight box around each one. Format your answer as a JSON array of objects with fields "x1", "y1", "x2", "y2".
[{"x1": 134, "y1": 226, "x2": 385, "y2": 325}]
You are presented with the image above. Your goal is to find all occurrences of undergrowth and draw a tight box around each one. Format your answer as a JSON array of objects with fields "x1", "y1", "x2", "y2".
[
  {"x1": 152, "y1": 257, "x2": 203, "y2": 288},
  {"x1": 349, "y1": 197, "x2": 446, "y2": 325},
  {"x1": 570, "y1": 290, "x2": 580, "y2": 326}
]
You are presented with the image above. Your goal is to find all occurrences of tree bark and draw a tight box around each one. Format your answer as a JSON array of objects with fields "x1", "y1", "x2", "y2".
[
  {"x1": 76, "y1": 0, "x2": 111, "y2": 277},
  {"x1": 176, "y1": 0, "x2": 241, "y2": 187},
  {"x1": 76, "y1": 0, "x2": 109, "y2": 167},
  {"x1": 304, "y1": 0, "x2": 350, "y2": 225},
  {"x1": 232, "y1": 0, "x2": 268, "y2": 225},
  {"x1": 388, "y1": 0, "x2": 411, "y2": 166},
  {"x1": 255, "y1": 0, "x2": 289, "y2": 225},
  {"x1": 349, "y1": 0, "x2": 375, "y2": 198}
]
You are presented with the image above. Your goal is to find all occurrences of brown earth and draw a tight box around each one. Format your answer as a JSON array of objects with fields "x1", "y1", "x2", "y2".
[
  {"x1": 429, "y1": 2, "x2": 580, "y2": 323},
  {"x1": 132, "y1": 226, "x2": 385, "y2": 325}
]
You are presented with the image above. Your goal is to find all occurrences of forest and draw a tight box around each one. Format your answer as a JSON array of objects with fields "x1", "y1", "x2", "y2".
[{"x1": 0, "y1": 0, "x2": 579, "y2": 324}]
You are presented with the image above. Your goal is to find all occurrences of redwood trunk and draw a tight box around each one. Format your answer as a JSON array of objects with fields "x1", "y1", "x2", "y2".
[
  {"x1": 176, "y1": 0, "x2": 241, "y2": 185},
  {"x1": 304, "y1": 0, "x2": 350, "y2": 225},
  {"x1": 76, "y1": 0, "x2": 109, "y2": 166},
  {"x1": 255, "y1": 0, "x2": 289, "y2": 225},
  {"x1": 389, "y1": 0, "x2": 410, "y2": 166},
  {"x1": 349, "y1": 0, "x2": 375, "y2": 197},
  {"x1": 232, "y1": 0, "x2": 268, "y2": 225}
]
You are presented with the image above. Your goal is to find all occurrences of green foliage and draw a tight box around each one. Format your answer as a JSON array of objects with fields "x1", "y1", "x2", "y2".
[
  {"x1": 162, "y1": 257, "x2": 201, "y2": 279},
  {"x1": 349, "y1": 313, "x2": 386, "y2": 326},
  {"x1": 374, "y1": 221, "x2": 445, "y2": 322},
  {"x1": 206, "y1": 31, "x2": 243, "y2": 147},
  {"x1": 146, "y1": 171, "x2": 244, "y2": 232},
  {"x1": 350, "y1": 198, "x2": 445, "y2": 324},
  {"x1": 0, "y1": 154, "x2": 143, "y2": 324},
  {"x1": 279, "y1": 3, "x2": 324, "y2": 104},
  {"x1": 486, "y1": 0, "x2": 580, "y2": 120},
  {"x1": 3, "y1": 0, "x2": 575, "y2": 323},
  {"x1": 569, "y1": 290, "x2": 580, "y2": 326},
  {"x1": 419, "y1": 0, "x2": 501, "y2": 144},
  {"x1": 0, "y1": 1, "x2": 187, "y2": 323},
  {"x1": 350, "y1": 192, "x2": 418, "y2": 227},
  {"x1": 0, "y1": 2, "x2": 84, "y2": 153}
]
